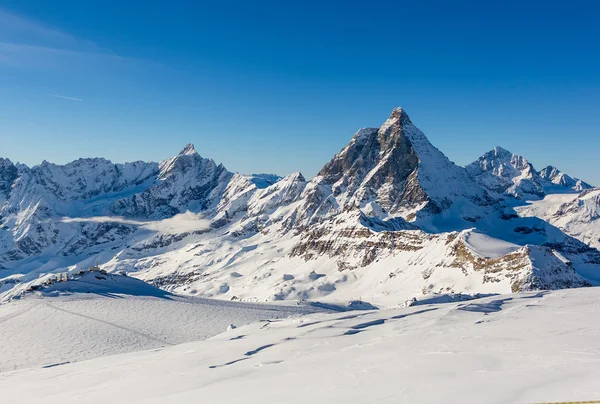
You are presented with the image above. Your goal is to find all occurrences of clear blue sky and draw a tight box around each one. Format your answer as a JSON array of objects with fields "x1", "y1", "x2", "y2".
[{"x1": 0, "y1": 0, "x2": 599, "y2": 183}]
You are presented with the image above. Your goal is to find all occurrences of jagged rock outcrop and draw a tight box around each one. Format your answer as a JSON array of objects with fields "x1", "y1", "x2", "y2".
[
  {"x1": 112, "y1": 144, "x2": 232, "y2": 218},
  {"x1": 0, "y1": 158, "x2": 17, "y2": 199},
  {"x1": 296, "y1": 108, "x2": 496, "y2": 229}
]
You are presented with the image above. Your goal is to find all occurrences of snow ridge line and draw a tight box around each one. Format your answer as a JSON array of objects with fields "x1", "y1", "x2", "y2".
[{"x1": 44, "y1": 303, "x2": 175, "y2": 346}]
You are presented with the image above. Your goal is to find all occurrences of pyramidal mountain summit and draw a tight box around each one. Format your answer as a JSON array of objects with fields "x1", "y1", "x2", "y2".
[{"x1": 0, "y1": 108, "x2": 598, "y2": 307}]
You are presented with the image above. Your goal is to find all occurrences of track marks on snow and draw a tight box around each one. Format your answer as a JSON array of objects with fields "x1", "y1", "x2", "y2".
[
  {"x1": 0, "y1": 302, "x2": 42, "y2": 325},
  {"x1": 44, "y1": 303, "x2": 175, "y2": 346}
]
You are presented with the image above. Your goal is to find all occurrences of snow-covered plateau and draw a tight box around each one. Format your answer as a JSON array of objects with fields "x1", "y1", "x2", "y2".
[{"x1": 1, "y1": 287, "x2": 600, "y2": 403}]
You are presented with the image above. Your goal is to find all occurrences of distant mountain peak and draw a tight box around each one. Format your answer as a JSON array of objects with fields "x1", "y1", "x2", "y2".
[
  {"x1": 179, "y1": 143, "x2": 198, "y2": 156},
  {"x1": 492, "y1": 146, "x2": 512, "y2": 156},
  {"x1": 467, "y1": 147, "x2": 543, "y2": 199},
  {"x1": 539, "y1": 165, "x2": 593, "y2": 192}
]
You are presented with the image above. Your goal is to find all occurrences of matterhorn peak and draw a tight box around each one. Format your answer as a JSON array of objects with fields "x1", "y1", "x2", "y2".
[
  {"x1": 380, "y1": 107, "x2": 413, "y2": 132},
  {"x1": 179, "y1": 143, "x2": 198, "y2": 156}
]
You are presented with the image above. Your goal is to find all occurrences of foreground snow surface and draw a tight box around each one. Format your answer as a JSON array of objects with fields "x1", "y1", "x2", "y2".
[
  {"x1": 0, "y1": 291, "x2": 323, "y2": 372},
  {"x1": 2, "y1": 288, "x2": 600, "y2": 403}
]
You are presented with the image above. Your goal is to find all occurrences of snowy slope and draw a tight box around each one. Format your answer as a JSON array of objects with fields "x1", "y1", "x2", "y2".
[
  {"x1": 0, "y1": 271, "x2": 325, "y2": 372},
  {"x1": 517, "y1": 188, "x2": 600, "y2": 249},
  {"x1": 2, "y1": 288, "x2": 600, "y2": 404}
]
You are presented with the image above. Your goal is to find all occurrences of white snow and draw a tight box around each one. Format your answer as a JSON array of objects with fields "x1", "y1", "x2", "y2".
[
  {"x1": 0, "y1": 274, "x2": 324, "y2": 372},
  {"x1": 462, "y1": 230, "x2": 521, "y2": 258},
  {"x1": 517, "y1": 189, "x2": 600, "y2": 249},
  {"x1": 2, "y1": 288, "x2": 600, "y2": 403}
]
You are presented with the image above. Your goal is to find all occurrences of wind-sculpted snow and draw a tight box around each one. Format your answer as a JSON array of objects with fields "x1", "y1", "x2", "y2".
[{"x1": 0, "y1": 107, "x2": 598, "y2": 307}]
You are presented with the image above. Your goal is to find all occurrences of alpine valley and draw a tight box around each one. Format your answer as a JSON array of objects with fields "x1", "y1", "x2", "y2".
[{"x1": 1, "y1": 108, "x2": 599, "y2": 308}]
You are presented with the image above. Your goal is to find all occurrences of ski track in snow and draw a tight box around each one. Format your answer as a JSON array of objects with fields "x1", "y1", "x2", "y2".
[{"x1": 43, "y1": 302, "x2": 177, "y2": 346}]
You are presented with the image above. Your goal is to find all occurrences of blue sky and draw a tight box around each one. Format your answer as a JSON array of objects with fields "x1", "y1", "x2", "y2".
[{"x1": 0, "y1": 0, "x2": 599, "y2": 183}]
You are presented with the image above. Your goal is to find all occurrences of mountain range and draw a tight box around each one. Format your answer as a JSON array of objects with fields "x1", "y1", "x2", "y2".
[{"x1": 1, "y1": 108, "x2": 598, "y2": 307}]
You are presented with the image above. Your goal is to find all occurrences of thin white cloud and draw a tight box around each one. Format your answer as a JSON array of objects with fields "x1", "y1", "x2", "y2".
[
  {"x1": 0, "y1": 8, "x2": 100, "y2": 52},
  {"x1": 0, "y1": 8, "x2": 144, "y2": 69},
  {"x1": 48, "y1": 93, "x2": 83, "y2": 102},
  {"x1": 59, "y1": 211, "x2": 212, "y2": 233}
]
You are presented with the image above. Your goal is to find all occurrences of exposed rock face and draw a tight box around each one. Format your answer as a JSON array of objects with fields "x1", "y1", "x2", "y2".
[
  {"x1": 112, "y1": 144, "x2": 232, "y2": 218},
  {"x1": 447, "y1": 238, "x2": 590, "y2": 293},
  {"x1": 316, "y1": 111, "x2": 425, "y2": 214},
  {"x1": 296, "y1": 108, "x2": 496, "y2": 228},
  {"x1": 0, "y1": 158, "x2": 17, "y2": 198}
]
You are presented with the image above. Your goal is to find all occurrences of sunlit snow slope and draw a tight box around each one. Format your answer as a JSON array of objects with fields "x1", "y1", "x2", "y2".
[
  {"x1": 1, "y1": 288, "x2": 599, "y2": 404},
  {"x1": 0, "y1": 272, "x2": 324, "y2": 372}
]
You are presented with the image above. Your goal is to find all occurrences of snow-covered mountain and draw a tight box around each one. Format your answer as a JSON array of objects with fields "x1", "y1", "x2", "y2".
[
  {"x1": 112, "y1": 144, "x2": 232, "y2": 218},
  {"x1": 1, "y1": 108, "x2": 598, "y2": 306},
  {"x1": 539, "y1": 165, "x2": 592, "y2": 192},
  {"x1": 466, "y1": 146, "x2": 545, "y2": 199},
  {"x1": 516, "y1": 188, "x2": 600, "y2": 250},
  {"x1": 466, "y1": 146, "x2": 592, "y2": 200},
  {"x1": 296, "y1": 108, "x2": 496, "y2": 230},
  {"x1": 552, "y1": 188, "x2": 600, "y2": 248}
]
